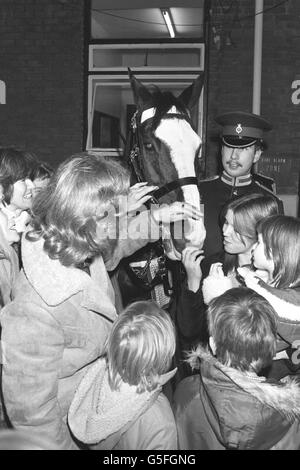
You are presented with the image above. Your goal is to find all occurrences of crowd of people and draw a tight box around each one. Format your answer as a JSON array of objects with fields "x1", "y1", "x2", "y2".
[{"x1": 0, "y1": 109, "x2": 300, "y2": 450}]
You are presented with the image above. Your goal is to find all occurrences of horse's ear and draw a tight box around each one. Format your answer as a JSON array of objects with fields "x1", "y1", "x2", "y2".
[
  {"x1": 178, "y1": 73, "x2": 204, "y2": 110},
  {"x1": 128, "y1": 67, "x2": 153, "y2": 111}
]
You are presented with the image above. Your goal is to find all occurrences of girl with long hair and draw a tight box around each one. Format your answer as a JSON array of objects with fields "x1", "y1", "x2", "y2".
[
  {"x1": 239, "y1": 215, "x2": 300, "y2": 378},
  {"x1": 201, "y1": 193, "x2": 281, "y2": 303}
]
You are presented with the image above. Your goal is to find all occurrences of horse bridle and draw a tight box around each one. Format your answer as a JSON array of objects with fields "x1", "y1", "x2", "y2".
[
  {"x1": 125, "y1": 108, "x2": 199, "y2": 297},
  {"x1": 127, "y1": 110, "x2": 198, "y2": 204}
]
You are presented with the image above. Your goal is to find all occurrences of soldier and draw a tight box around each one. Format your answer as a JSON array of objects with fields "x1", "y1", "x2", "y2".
[{"x1": 199, "y1": 111, "x2": 283, "y2": 257}]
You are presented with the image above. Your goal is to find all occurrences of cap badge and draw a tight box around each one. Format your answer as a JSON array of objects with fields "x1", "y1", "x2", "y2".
[{"x1": 236, "y1": 123, "x2": 243, "y2": 135}]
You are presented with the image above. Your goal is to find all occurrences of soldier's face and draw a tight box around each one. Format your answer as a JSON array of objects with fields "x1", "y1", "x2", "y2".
[{"x1": 222, "y1": 145, "x2": 261, "y2": 177}]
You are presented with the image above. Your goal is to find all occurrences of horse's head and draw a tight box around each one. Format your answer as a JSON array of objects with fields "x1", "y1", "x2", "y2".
[{"x1": 128, "y1": 69, "x2": 206, "y2": 261}]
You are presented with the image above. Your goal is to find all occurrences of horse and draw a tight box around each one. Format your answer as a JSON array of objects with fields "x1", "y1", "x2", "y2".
[{"x1": 117, "y1": 69, "x2": 206, "y2": 310}]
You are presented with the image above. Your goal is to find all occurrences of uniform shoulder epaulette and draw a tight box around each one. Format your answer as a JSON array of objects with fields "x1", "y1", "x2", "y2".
[
  {"x1": 254, "y1": 180, "x2": 284, "y2": 213},
  {"x1": 255, "y1": 172, "x2": 274, "y2": 183},
  {"x1": 199, "y1": 175, "x2": 219, "y2": 183},
  {"x1": 254, "y1": 179, "x2": 278, "y2": 196},
  {"x1": 253, "y1": 173, "x2": 276, "y2": 193}
]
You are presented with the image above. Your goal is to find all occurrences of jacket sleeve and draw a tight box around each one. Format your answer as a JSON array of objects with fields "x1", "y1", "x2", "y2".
[
  {"x1": 0, "y1": 301, "x2": 78, "y2": 450},
  {"x1": 175, "y1": 286, "x2": 208, "y2": 343},
  {"x1": 174, "y1": 374, "x2": 219, "y2": 450},
  {"x1": 106, "y1": 209, "x2": 160, "y2": 272},
  {"x1": 245, "y1": 281, "x2": 300, "y2": 348},
  {"x1": 120, "y1": 394, "x2": 178, "y2": 450}
]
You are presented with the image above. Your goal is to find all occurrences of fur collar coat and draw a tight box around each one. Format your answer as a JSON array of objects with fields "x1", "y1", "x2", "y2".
[{"x1": 174, "y1": 346, "x2": 300, "y2": 450}]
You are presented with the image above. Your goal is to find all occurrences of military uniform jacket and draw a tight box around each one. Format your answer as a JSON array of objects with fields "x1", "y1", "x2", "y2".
[{"x1": 199, "y1": 173, "x2": 283, "y2": 257}]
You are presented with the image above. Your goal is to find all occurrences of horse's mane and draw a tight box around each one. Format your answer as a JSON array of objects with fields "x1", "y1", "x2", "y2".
[{"x1": 143, "y1": 86, "x2": 190, "y2": 131}]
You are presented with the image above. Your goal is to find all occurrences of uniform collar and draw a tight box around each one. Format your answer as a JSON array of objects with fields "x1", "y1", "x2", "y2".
[{"x1": 221, "y1": 171, "x2": 252, "y2": 187}]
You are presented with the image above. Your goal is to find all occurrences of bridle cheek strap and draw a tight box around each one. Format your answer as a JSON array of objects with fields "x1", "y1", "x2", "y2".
[{"x1": 127, "y1": 111, "x2": 145, "y2": 183}]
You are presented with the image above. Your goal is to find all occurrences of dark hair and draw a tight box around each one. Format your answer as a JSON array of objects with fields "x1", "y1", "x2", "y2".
[
  {"x1": 220, "y1": 193, "x2": 280, "y2": 274},
  {"x1": 255, "y1": 140, "x2": 267, "y2": 152},
  {"x1": 31, "y1": 162, "x2": 54, "y2": 181},
  {"x1": 0, "y1": 147, "x2": 34, "y2": 204},
  {"x1": 208, "y1": 287, "x2": 277, "y2": 373},
  {"x1": 257, "y1": 215, "x2": 300, "y2": 288},
  {"x1": 27, "y1": 153, "x2": 130, "y2": 267}
]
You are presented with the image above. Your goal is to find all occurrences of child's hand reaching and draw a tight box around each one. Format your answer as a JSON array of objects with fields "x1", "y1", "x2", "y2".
[
  {"x1": 182, "y1": 247, "x2": 204, "y2": 293},
  {"x1": 208, "y1": 262, "x2": 225, "y2": 278},
  {"x1": 237, "y1": 267, "x2": 260, "y2": 289},
  {"x1": 202, "y1": 263, "x2": 234, "y2": 305}
]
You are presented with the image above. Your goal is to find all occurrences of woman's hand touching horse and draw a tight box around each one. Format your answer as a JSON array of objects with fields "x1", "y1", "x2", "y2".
[
  {"x1": 117, "y1": 182, "x2": 158, "y2": 216},
  {"x1": 151, "y1": 202, "x2": 203, "y2": 225}
]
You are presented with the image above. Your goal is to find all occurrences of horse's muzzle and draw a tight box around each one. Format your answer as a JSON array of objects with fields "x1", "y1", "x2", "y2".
[{"x1": 162, "y1": 218, "x2": 206, "y2": 261}]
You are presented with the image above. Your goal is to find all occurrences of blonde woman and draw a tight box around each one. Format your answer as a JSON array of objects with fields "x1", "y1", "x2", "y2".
[{"x1": 0, "y1": 152, "x2": 200, "y2": 449}]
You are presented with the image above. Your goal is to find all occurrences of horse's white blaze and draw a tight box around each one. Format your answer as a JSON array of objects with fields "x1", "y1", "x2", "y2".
[{"x1": 155, "y1": 118, "x2": 206, "y2": 254}]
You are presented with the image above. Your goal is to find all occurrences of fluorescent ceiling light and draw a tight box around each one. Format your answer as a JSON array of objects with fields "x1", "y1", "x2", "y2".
[{"x1": 161, "y1": 8, "x2": 175, "y2": 38}]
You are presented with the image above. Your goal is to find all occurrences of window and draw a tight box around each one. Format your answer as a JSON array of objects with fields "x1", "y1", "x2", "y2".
[{"x1": 86, "y1": 43, "x2": 205, "y2": 154}]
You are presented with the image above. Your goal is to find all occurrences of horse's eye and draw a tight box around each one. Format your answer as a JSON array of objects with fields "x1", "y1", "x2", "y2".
[{"x1": 144, "y1": 143, "x2": 154, "y2": 151}]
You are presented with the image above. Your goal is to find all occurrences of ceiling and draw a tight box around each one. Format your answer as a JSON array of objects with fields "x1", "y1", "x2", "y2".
[{"x1": 91, "y1": 0, "x2": 205, "y2": 40}]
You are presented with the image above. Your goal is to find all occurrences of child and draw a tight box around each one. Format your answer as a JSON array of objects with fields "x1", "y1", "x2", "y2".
[
  {"x1": 68, "y1": 300, "x2": 178, "y2": 450},
  {"x1": 174, "y1": 287, "x2": 300, "y2": 450},
  {"x1": 238, "y1": 215, "x2": 300, "y2": 378}
]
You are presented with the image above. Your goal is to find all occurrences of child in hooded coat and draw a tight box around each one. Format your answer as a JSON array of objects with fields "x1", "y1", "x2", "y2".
[
  {"x1": 174, "y1": 288, "x2": 300, "y2": 450},
  {"x1": 68, "y1": 301, "x2": 178, "y2": 450}
]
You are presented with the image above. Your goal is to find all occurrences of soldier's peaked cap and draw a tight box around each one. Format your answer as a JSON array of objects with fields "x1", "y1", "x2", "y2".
[{"x1": 215, "y1": 111, "x2": 273, "y2": 148}]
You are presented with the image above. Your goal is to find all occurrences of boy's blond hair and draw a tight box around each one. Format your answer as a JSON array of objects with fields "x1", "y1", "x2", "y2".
[{"x1": 107, "y1": 301, "x2": 176, "y2": 393}]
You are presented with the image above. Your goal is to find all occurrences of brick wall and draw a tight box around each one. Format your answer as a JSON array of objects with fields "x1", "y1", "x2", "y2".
[
  {"x1": 207, "y1": 0, "x2": 300, "y2": 195},
  {"x1": 0, "y1": 0, "x2": 298, "y2": 193},
  {"x1": 0, "y1": 0, "x2": 85, "y2": 168}
]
